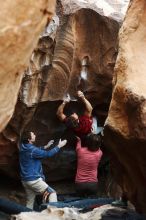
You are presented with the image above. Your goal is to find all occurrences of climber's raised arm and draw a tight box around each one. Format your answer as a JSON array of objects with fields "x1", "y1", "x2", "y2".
[
  {"x1": 56, "y1": 95, "x2": 70, "y2": 121},
  {"x1": 56, "y1": 101, "x2": 67, "y2": 121},
  {"x1": 77, "y1": 91, "x2": 93, "y2": 117}
]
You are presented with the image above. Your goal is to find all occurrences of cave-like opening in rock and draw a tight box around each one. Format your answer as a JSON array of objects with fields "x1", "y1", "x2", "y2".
[{"x1": 1, "y1": 0, "x2": 146, "y2": 219}]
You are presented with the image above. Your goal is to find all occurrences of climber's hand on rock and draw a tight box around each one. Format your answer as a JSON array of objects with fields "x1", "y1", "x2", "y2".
[
  {"x1": 63, "y1": 94, "x2": 70, "y2": 103},
  {"x1": 77, "y1": 91, "x2": 84, "y2": 98}
]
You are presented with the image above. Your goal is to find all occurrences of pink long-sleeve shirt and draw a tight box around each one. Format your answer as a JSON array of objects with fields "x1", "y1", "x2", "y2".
[{"x1": 75, "y1": 140, "x2": 103, "y2": 183}]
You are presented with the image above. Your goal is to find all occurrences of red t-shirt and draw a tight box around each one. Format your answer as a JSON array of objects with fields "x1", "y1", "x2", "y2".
[
  {"x1": 75, "y1": 140, "x2": 103, "y2": 183},
  {"x1": 74, "y1": 115, "x2": 93, "y2": 137}
]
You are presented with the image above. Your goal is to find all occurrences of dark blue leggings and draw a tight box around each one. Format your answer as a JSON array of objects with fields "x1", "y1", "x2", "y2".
[{"x1": 75, "y1": 182, "x2": 98, "y2": 197}]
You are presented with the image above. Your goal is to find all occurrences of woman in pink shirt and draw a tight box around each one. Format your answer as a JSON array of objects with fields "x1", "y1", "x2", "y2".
[{"x1": 75, "y1": 133, "x2": 103, "y2": 197}]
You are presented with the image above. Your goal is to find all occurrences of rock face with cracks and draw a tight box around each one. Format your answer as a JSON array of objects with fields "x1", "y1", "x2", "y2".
[
  {"x1": 104, "y1": 0, "x2": 146, "y2": 214},
  {"x1": 0, "y1": 0, "x2": 56, "y2": 132},
  {"x1": 20, "y1": 8, "x2": 119, "y2": 114}
]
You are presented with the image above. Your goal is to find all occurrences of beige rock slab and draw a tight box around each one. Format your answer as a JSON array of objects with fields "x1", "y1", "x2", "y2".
[
  {"x1": 105, "y1": 0, "x2": 146, "y2": 214},
  {"x1": 0, "y1": 0, "x2": 56, "y2": 132}
]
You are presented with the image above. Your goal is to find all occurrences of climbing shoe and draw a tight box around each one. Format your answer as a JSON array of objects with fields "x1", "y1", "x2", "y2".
[{"x1": 111, "y1": 199, "x2": 127, "y2": 209}]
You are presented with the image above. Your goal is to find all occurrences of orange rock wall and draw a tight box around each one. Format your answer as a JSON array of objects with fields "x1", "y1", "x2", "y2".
[
  {"x1": 104, "y1": 0, "x2": 146, "y2": 214},
  {"x1": 0, "y1": 0, "x2": 56, "y2": 132}
]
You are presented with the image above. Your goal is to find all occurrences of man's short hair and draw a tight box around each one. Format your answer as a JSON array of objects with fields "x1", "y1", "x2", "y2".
[
  {"x1": 65, "y1": 116, "x2": 79, "y2": 129},
  {"x1": 21, "y1": 131, "x2": 31, "y2": 144}
]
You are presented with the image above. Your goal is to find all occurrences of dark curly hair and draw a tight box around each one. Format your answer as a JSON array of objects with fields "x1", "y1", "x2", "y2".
[
  {"x1": 84, "y1": 133, "x2": 101, "y2": 152},
  {"x1": 21, "y1": 131, "x2": 32, "y2": 144},
  {"x1": 65, "y1": 115, "x2": 79, "y2": 129}
]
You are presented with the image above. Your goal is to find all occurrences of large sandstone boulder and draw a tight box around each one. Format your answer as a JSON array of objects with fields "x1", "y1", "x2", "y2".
[
  {"x1": 0, "y1": 0, "x2": 56, "y2": 132},
  {"x1": 104, "y1": 0, "x2": 146, "y2": 214}
]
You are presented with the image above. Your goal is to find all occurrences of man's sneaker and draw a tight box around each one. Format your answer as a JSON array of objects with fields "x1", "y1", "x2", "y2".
[{"x1": 111, "y1": 199, "x2": 127, "y2": 209}]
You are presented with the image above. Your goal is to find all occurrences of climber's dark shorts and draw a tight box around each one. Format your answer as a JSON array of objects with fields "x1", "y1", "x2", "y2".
[{"x1": 75, "y1": 182, "x2": 98, "y2": 197}]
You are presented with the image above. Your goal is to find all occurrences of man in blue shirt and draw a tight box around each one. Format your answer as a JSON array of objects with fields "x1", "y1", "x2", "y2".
[{"x1": 19, "y1": 131, "x2": 67, "y2": 209}]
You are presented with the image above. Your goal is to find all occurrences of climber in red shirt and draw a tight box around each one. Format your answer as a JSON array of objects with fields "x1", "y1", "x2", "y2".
[{"x1": 56, "y1": 91, "x2": 93, "y2": 139}]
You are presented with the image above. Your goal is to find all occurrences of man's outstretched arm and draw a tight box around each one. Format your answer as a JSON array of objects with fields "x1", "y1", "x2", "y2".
[
  {"x1": 32, "y1": 139, "x2": 67, "y2": 159},
  {"x1": 77, "y1": 91, "x2": 93, "y2": 116}
]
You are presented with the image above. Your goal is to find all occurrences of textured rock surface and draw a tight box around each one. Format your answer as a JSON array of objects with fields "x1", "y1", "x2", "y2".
[
  {"x1": 68, "y1": 9, "x2": 119, "y2": 124},
  {"x1": 104, "y1": 0, "x2": 146, "y2": 214},
  {"x1": 61, "y1": 0, "x2": 130, "y2": 22},
  {"x1": 20, "y1": 8, "x2": 119, "y2": 117},
  {"x1": 13, "y1": 205, "x2": 145, "y2": 220},
  {"x1": 0, "y1": 0, "x2": 56, "y2": 132},
  {"x1": 19, "y1": 14, "x2": 59, "y2": 106}
]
